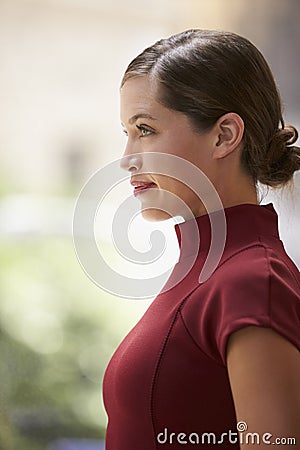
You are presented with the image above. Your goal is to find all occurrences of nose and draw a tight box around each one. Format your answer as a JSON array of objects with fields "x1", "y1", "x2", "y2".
[
  {"x1": 120, "y1": 154, "x2": 143, "y2": 172},
  {"x1": 119, "y1": 140, "x2": 143, "y2": 172}
]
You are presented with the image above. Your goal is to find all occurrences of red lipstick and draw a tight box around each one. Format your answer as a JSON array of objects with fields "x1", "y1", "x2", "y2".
[{"x1": 130, "y1": 180, "x2": 157, "y2": 196}]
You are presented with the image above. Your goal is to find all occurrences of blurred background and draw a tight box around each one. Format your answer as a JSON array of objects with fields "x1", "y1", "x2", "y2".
[{"x1": 0, "y1": 0, "x2": 299, "y2": 449}]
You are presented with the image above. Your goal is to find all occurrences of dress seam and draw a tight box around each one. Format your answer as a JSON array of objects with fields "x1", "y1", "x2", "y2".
[
  {"x1": 178, "y1": 309, "x2": 225, "y2": 367},
  {"x1": 265, "y1": 244, "x2": 300, "y2": 290},
  {"x1": 261, "y1": 238, "x2": 272, "y2": 321},
  {"x1": 217, "y1": 241, "x2": 270, "y2": 271},
  {"x1": 150, "y1": 308, "x2": 182, "y2": 448}
]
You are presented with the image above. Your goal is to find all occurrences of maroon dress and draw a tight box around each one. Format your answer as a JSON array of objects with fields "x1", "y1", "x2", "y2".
[{"x1": 102, "y1": 203, "x2": 300, "y2": 449}]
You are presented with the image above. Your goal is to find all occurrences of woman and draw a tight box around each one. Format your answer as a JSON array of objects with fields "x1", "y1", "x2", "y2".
[{"x1": 103, "y1": 29, "x2": 300, "y2": 449}]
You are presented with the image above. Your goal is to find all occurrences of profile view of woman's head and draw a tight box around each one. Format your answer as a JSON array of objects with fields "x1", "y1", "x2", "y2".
[{"x1": 120, "y1": 29, "x2": 300, "y2": 221}]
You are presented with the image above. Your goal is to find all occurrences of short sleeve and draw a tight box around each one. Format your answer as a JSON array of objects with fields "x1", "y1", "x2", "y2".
[{"x1": 183, "y1": 244, "x2": 300, "y2": 366}]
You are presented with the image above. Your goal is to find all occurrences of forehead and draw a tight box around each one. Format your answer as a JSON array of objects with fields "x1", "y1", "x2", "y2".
[
  {"x1": 120, "y1": 76, "x2": 162, "y2": 123},
  {"x1": 120, "y1": 75, "x2": 194, "y2": 131}
]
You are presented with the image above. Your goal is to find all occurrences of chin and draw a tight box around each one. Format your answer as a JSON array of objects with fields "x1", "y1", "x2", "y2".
[{"x1": 140, "y1": 208, "x2": 172, "y2": 222}]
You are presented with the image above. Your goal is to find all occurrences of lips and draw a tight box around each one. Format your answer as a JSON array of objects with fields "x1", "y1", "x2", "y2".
[{"x1": 130, "y1": 180, "x2": 157, "y2": 196}]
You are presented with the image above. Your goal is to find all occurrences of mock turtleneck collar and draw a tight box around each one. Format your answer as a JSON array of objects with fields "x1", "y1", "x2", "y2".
[{"x1": 174, "y1": 203, "x2": 279, "y2": 261}]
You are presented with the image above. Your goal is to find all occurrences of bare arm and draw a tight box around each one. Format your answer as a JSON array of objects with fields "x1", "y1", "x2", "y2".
[{"x1": 227, "y1": 326, "x2": 300, "y2": 449}]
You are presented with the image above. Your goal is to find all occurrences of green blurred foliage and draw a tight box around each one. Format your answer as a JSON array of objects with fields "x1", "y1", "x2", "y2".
[{"x1": 0, "y1": 234, "x2": 146, "y2": 449}]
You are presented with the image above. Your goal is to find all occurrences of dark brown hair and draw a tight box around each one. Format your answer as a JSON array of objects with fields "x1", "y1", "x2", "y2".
[{"x1": 121, "y1": 29, "x2": 300, "y2": 188}]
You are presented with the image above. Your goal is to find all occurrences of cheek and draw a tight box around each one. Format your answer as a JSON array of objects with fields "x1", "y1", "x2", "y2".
[
  {"x1": 160, "y1": 133, "x2": 189, "y2": 156},
  {"x1": 136, "y1": 175, "x2": 204, "y2": 220},
  {"x1": 155, "y1": 176, "x2": 195, "y2": 202},
  {"x1": 158, "y1": 133, "x2": 209, "y2": 173}
]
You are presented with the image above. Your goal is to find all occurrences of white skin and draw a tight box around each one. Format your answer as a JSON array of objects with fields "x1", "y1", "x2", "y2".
[
  {"x1": 120, "y1": 75, "x2": 300, "y2": 448},
  {"x1": 120, "y1": 75, "x2": 258, "y2": 221}
]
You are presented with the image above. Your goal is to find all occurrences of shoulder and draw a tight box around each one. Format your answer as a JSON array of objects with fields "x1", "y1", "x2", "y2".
[
  {"x1": 182, "y1": 243, "x2": 300, "y2": 364},
  {"x1": 214, "y1": 241, "x2": 299, "y2": 290},
  {"x1": 207, "y1": 242, "x2": 300, "y2": 308}
]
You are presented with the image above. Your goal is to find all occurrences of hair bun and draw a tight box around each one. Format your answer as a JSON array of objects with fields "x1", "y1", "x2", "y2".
[
  {"x1": 277, "y1": 124, "x2": 298, "y2": 146},
  {"x1": 257, "y1": 125, "x2": 300, "y2": 187}
]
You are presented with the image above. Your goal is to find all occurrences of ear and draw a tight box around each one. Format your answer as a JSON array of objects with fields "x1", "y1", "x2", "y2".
[{"x1": 212, "y1": 113, "x2": 244, "y2": 159}]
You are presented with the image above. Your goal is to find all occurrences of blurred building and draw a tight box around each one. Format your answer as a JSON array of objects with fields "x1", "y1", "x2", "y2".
[
  {"x1": 0, "y1": 0, "x2": 299, "y2": 192},
  {"x1": 181, "y1": 0, "x2": 300, "y2": 123},
  {"x1": 0, "y1": 0, "x2": 179, "y2": 192}
]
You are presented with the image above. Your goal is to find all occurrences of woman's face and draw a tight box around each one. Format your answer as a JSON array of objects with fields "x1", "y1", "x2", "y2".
[{"x1": 120, "y1": 76, "x2": 217, "y2": 221}]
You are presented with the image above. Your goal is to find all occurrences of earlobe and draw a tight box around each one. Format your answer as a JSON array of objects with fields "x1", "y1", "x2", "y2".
[{"x1": 213, "y1": 113, "x2": 244, "y2": 159}]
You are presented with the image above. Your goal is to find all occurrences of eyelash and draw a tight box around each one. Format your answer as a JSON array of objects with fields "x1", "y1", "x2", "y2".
[
  {"x1": 136, "y1": 125, "x2": 153, "y2": 137},
  {"x1": 122, "y1": 125, "x2": 153, "y2": 138}
]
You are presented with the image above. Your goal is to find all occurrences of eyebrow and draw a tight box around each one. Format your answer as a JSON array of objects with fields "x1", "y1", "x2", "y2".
[{"x1": 128, "y1": 113, "x2": 157, "y2": 125}]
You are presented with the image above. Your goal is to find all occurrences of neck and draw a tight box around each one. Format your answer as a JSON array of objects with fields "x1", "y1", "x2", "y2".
[{"x1": 192, "y1": 165, "x2": 258, "y2": 218}]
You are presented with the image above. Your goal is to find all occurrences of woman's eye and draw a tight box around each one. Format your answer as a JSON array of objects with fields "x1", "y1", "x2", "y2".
[
  {"x1": 122, "y1": 129, "x2": 128, "y2": 136},
  {"x1": 136, "y1": 125, "x2": 152, "y2": 137}
]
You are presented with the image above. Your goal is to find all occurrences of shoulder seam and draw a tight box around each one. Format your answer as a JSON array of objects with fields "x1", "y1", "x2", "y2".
[
  {"x1": 263, "y1": 244, "x2": 272, "y2": 319},
  {"x1": 215, "y1": 243, "x2": 267, "y2": 273},
  {"x1": 262, "y1": 244, "x2": 300, "y2": 291}
]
